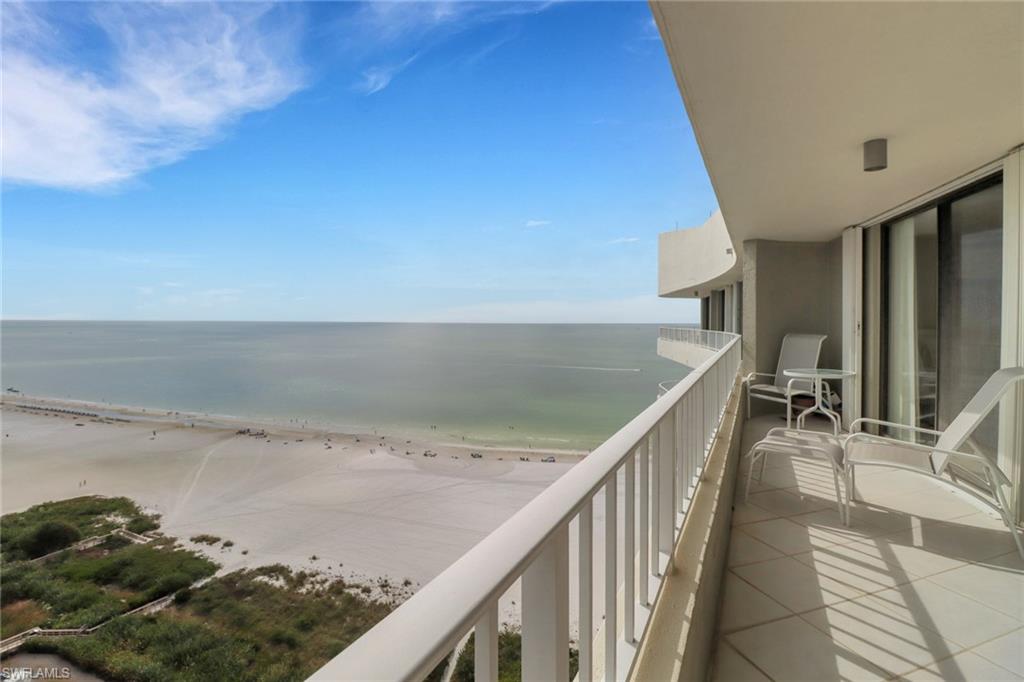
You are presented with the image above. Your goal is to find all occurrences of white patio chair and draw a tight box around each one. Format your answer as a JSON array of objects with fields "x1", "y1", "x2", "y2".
[
  {"x1": 744, "y1": 333, "x2": 827, "y2": 421},
  {"x1": 844, "y1": 366, "x2": 1024, "y2": 558}
]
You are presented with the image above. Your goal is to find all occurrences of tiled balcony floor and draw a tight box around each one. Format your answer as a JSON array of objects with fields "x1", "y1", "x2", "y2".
[{"x1": 713, "y1": 415, "x2": 1024, "y2": 681}]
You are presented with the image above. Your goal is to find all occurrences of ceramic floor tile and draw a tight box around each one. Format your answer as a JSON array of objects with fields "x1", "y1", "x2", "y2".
[
  {"x1": 732, "y1": 500, "x2": 778, "y2": 526},
  {"x1": 719, "y1": 572, "x2": 791, "y2": 632},
  {"x1": 727, "y1": 615, "x2": 890, "y2": 681},
  {"x1": 747, "y1": 488, "x2": 830, "y2": 517},
  {"x1": 711, "y1": 641, "x2": 771, "y2": 682},
  {"x1": 927, "y1": 557, "x2": 1024, "y2": 619},
  {"x1": 861, "y1": 581, "x2": 1022, "y2": 649},
  {"x1": 801, "y1": 596, "x2": 965, "y2": 677},
  {"x1": 791, "y1": 545, "x2": 917, "y2": 595},
  {"x1": 848, "y1": 529, "x2": 967, "y2": 578},
  {"x1": 902, "y1": 651, "x2": 1022, "y2": 681},
  {"x1": 974, "y1": 628, "x2": 1024, "y2": 677},
  {"x1": 728, "y1": 529, "x2": 785, "y2": 567},
  {"x1": 732, "y1": 555, "x2": 867, "y2": 613}
]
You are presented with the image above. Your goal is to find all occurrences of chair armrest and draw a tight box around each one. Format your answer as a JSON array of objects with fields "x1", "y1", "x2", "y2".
[
  {"x1": 744, "y1": 372, "x2": 775, "y2": 384},
  {"x1": 764, "y1": 427, "x2": 846, "y2": 443},
  {"x1": 753, "y1": 436, "x2": 844, "y2": 463},
  {"x1": 843, "y1": 433, "x2": 1011, "y2": 484},
  {"x1": 785, "y1": 378, "x2": 815, "y2": 395},
  {"x1": 849, "y1": 417, "x2": 943, "y2": 437}
]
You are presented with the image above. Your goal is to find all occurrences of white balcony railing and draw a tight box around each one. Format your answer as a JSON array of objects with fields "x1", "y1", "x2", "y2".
[
  {"x1": 658, "y1": 326, "x2": 734, "y2": 351},
  {"x1": 311, "y1": 330, "x2": 742, "y2": 682}
]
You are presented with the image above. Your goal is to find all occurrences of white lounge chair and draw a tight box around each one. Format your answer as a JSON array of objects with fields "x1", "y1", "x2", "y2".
[
  {"x1": 744, "y1": 333, "x2": 827, "y2": 422},
  {"x1": 745, "y1": 366, "x2": 1024, "y2": 558},
  {"x1": 844, "y1": 366, "x2": 1024, "y2": 558}
]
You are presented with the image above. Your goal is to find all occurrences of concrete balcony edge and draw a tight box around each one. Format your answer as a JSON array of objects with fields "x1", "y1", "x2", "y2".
[{"x1": 628, "y1": 376, "x2": 746, "y2": 682}]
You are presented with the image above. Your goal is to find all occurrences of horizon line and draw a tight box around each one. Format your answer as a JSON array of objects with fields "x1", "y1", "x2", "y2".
[{"x1": 1, "y1": 318, "x2": 699, "y2": 325}]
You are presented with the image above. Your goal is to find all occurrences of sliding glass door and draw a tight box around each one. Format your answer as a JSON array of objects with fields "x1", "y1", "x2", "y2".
[
  {"x1": 938, "y1": 182, "x2": 1003, "y2": 457},
  {"x1": 882, "y1": 177, "x2": 1002, "y2": 462}
]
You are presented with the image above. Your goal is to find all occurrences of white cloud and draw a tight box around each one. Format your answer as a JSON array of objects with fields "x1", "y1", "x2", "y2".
[
  {"x1": 355, "y1": 55, "x2": 419, "y2": 95},
  {"x1": 525, "y1": 219, "x2": 551, "y2": 228},
  {"x1": 608, "y1": 237, "x2": 640, "y2": 244},
  {"x1": 1, "y1": 3, "x2": 305, "y2": 190}
]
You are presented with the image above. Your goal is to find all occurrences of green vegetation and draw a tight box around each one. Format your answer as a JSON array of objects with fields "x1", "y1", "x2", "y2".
[
  {"x1": 2, "y1": 495, "x2": 411, "y2": 681},
  {"x1": 17, "y1": 520, "x2": 82, "y2": 558},
  {"x1": 2, "y1": 538, "x2": 217, "y2": 629},
  {"x1": 188, "y1": 534, "x2": 221, "y2": 545},
  {"x1": 24, "y1": 565, "x2": 396, "y2": 681},
  {"x1": 449, "y1": 630, "x2": 579, "y2": 682},
  {"x1": 1, "y1": 496, "x2": 158, "y2": 561}
]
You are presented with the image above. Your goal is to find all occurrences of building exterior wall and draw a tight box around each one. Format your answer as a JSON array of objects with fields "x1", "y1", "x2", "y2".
[{"x1": 740, "y1": 238, "x2": 844, "y2": 414}]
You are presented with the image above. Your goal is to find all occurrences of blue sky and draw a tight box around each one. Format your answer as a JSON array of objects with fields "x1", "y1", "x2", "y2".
[{"x1": 2, "y1": 1, "x2": 714, "y2": 322}]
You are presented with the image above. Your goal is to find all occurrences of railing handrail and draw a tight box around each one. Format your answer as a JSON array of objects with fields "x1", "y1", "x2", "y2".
[
  {"x1": 312, "y1": 331, "x2": 741, "y2": 681},
  {"x1": 659, "y1": 326, "x2": 732, "y2": 351}
]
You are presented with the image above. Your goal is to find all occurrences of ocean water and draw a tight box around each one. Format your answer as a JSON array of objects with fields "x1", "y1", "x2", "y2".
[{"x1": 1, "y1": 322, "x2": 690, "y2": 449}]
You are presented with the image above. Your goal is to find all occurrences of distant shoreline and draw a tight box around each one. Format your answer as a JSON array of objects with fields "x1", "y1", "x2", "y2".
[{"x1": 0, "y1": 393, "x2": 591, "y2": 459}]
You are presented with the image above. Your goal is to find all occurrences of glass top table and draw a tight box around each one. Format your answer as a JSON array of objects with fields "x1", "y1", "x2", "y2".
[{"x1": 783, "y1": 368, "x2": 856, "y2": 434}]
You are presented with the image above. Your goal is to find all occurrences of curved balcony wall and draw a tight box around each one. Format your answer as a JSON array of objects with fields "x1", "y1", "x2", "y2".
[{"x1": 658, "y1": 210, "x2": 741, "y2": 299}]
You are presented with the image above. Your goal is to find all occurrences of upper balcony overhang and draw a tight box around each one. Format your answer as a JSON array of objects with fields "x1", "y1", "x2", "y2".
[
  {"x1": 650, "y1": 1, "x2": 1023, "y2": 244},
  {"x1": 659, "y1": 210, "x2": 741, "y2": 298}
]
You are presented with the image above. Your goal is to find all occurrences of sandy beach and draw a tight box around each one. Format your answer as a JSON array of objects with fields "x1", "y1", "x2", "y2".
[
  {"x1": 1, "y1": 395, "x2": 632, "y2": 633},
  {"x1": 2, "y1": 396, "x2": 580, "y2": 605}
]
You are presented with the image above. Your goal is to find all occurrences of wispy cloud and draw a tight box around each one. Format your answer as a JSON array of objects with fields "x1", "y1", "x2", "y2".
[
  {"x1": 355, "y1": 54, "x2": 419, "y2": 95},
  {"x1": 1, "y1": 2, "x2": 306, "y2": 191},
  {"x1": 340, "y1": 1, "x2": 557, "y2": 93},
  {"x1": 608, "y1": 237, "x2": 640, "y2": 245},
  {"x1": 525, "y1": 219, "x2": 551, "y2": 228}
]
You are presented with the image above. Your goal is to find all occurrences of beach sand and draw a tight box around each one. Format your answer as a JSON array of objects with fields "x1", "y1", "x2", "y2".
[{"x1": 1, "y1": 396, "x2": 625, "y2": 632}]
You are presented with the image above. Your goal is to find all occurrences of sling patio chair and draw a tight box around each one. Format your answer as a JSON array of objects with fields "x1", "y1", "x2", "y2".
[{"x1": 743, "y1": 333, "x2": 827, "y2": 424}]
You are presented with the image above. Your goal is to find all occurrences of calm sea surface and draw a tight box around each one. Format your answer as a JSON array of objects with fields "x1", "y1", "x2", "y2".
[{"x1": 1, "y1": 322, "x2": 690, "y2": 449}]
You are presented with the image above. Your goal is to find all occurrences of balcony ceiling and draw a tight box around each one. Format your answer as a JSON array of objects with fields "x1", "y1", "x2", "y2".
[{"x1": 652, "y1": 1, "x2": 1024, "y2": 243}]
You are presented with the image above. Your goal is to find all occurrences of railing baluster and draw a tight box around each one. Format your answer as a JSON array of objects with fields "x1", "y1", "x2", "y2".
[
  {"x1": 657, "y1": 415, "x2": 674, "y2": 555},
  {"x1": 701, "y1": 376, "x2": 709, "y2": 456},
  {"x1": 624, "y1": 453, "x2": 635, "y2": 643},
  {"x1": 475, "y1": 602, "x2": 499, "y2": 682},
  {"x1": 604, "y1": 478, "x2": 617, "y2": 682},
  {"x1": 638, "y1": 438, "x2": 649, "y2": 605},
  {"x1": 650, "y1": 427, "x2": 659, "y2": 575},
  {"x1": 522, "y1": 526, "x2": 569, "y2": 682},
  {"x1": 579, "y1": 501, "x2": 593, "y2": 682},
  {"x1": 674, "y1": 401, "x2": 684, "y2": 515}
]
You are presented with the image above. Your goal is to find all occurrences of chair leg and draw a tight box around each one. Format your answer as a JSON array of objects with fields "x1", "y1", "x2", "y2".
[
  {"x1": 849, "y1": 465, "x2": 857, "y2": 502},
  {"x1": 758, "y1": 449, "x2": 769, "y2": 482},
  {"x1": 829, "y1": 462, "x2": 845, "y2": 524},
  {"x1": 843, "y1": 465, "x2": 854, "y2": 527},
  {"x1": 745, "y1": 448, "x2": 761, "y2": 502}
]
